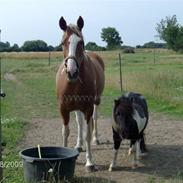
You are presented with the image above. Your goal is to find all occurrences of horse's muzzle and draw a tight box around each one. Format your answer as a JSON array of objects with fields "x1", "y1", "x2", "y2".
[{"x1": 67, "y1": 70, "x2": 79, "y2": 82}]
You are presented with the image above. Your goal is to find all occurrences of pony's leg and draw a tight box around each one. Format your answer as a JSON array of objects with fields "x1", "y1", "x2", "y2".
[
  {"x1": 109, "y1": 130, "x2": 122, "y2": 171},
  {"x1": 128, "y1": 140, "x2": 134, "y2": 155},
  {"x1": 136, "y1": 140, "x2": 141, "y2": 165},
  {"x1": 75, "y1": 111, "x2": 83, "y2": 151},
  {"x1": 92, "y1": 104, "x2": 99, "y2": 145},
  {"x1": 130, "y1": 140, "x2": 138, "y2": 169}
]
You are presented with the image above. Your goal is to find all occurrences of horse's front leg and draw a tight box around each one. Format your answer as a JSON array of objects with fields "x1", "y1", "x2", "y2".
[
  {"x1": 92, "y1": 104, "x2": 99, "y2": 145},
  {"x1": 84, "y1": 113, "x2": 97, "y2": 172},
  {"x1": 61, "y1": 109, "x2": 70, "y2": 147},
  {"x1": 75, "y1": 111, "x2": 83, "y2": 151}
]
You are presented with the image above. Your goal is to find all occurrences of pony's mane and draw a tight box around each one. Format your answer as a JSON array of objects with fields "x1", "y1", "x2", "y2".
[{"x1": 67, "y1": 24, "x2": 83, "y2": 39}]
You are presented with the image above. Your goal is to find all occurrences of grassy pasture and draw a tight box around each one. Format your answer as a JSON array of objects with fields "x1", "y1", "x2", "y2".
[{"x1": 0, "y1": 49, "x2": 183, "y2": 182}]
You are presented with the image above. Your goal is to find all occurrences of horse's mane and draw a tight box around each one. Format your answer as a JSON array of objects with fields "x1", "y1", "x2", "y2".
[{"x1": 67, "y1": 24, "x2": 83, "y2": 39}]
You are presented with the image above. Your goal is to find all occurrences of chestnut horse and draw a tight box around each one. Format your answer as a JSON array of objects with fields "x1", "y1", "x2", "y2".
[{"x1": 56, "y1": 16, "x2": 105, "y2": 171}]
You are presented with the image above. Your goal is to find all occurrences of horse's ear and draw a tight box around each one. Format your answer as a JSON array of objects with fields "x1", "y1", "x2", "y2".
[
  {"x1": 114, "y1": 99, "x2": 120, "y2": 106},
  {"x1": 77, "y1": 16, "x2": 84, "y2": 31},
  {"x1": 59, "y1": 17, "x2": 67, "y2": 31}
]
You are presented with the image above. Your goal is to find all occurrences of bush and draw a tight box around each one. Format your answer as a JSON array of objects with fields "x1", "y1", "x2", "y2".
[
  {"x1": 123, "y1": 47, "x2": 135, "y2": 53},
  {"x1": 0, "y1": 42, "x2": 21, "y2": 52},
  {"x1": 21, "y1": 40, "x2": 48, "y2": 52},
  {"x1": 85, "y1": 42, "x2": 106, "y2": 51}
]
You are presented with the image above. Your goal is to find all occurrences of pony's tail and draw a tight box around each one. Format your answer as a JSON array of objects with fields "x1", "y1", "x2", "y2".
[{"x1": 140, "y1": 133, "x2": 148, "y2": 153}]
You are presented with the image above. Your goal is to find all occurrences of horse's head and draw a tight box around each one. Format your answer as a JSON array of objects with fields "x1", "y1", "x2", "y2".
[{"x1": 59, "y1": 16, "x2": 84, "y2": 82}]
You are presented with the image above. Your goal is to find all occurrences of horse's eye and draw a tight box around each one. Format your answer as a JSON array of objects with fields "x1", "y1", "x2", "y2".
[
  {"x1": 79, "y1": 41, "x2": 84, "y2": 46},
  {"x1": 116, "y1": 111, "x2": 120, "y2": 116}
]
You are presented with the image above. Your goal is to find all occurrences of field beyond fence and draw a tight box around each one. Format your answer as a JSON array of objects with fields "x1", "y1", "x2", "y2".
[{"x1": 0, "y1": 49, "x2": 183, "y2": 182}]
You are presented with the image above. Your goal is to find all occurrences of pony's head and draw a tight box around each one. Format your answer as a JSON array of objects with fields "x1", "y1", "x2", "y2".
[
  {"x1": 113, "y1": 96, "x2": 134, "y2": 138},
  {"x1": 59, "y1": 16, "x2": 84, "y2": 82}
]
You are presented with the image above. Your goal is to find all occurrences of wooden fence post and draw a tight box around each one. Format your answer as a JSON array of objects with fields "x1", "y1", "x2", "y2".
[
  {"x1": 119, "y1": 53, "x2": 123, "y2": 92},
  {"x1": 0, "y1": 56, "x2": 3, "y2": 182},
  {"x1": 48, "y1": 51, "x2": 51, "y2": 66}
]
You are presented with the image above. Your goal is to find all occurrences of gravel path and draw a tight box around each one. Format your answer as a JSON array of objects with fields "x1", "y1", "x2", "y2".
[{"x1": 19, "y1": 113, "x2": 183, "y2": 183}]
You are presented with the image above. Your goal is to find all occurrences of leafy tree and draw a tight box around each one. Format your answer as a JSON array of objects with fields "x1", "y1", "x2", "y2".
[
  {"x1": 85, "y1": 42, "x2": 106, "y2": 51},
  {"x1": 137, "y1": 41, "x2": 167, "y2": 49},
  {"x1": 22, "y1": 40, "x2": 48, "y2": 52},
  {"x1": 156, "y1": 15, "x2": 183, "y2": 52},
  {"x1": 47, "y1": 45, "x2": 54, "y2": 51},
  {"x1": 175, "y1": 27, "x2": 183, "y2": 51},
  {"x1": 10, "y1": 44, "x2": 20, "y2": 52},
  {"x1": 101, "y1": 27, "x2": 123, "y2": 50},
  {"x1": 0, "y1": 42, "x2": 11, "y2": 52}
]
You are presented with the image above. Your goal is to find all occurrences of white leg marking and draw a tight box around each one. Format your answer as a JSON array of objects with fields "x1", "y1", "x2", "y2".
[
  {"x1": 85, "y1": 118, "x2": 94, "y2": 167},
  {"x1": 92, "y1": 105, "x2": 99, "y2": 145},
  {"x1": 109, "y1": 149, "x2": 118, "y2": 171},
  {"x1": 128, "y1": 147, "x2": 133, "y2": 156},
  {"x1": 75, "y1": 111, "x2": 83, "y2": 149},
  {"x1": 62, "y1": 125, "x2": 70, "y2": 147}
]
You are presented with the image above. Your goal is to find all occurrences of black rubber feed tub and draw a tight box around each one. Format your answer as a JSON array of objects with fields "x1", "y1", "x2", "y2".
[{"x1": 19, "y1": 146, "x2": 79, "y2": 182}]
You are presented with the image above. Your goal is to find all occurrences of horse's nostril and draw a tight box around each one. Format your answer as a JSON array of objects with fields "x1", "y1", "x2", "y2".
[
  {"x1": 73, "y1": 70, "x2": 78, "y2": 78},
  {"x1": 67, "y1": 70, "x2": 79, "y2": 81}
]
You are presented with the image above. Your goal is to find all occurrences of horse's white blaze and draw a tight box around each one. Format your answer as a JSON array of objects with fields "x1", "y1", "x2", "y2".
[
  {"x1": 132, "y1": 109, "x2": 146, "y2": 133},
  {"x1": 67, "y1": 34, "x2": 81, "y2": 76},
  {"x1": 75, "y1": 111, "x2": 83, "y2": 148},
  {"x1": 67, "y1": 59, "x2": 77, "y2": 76}
]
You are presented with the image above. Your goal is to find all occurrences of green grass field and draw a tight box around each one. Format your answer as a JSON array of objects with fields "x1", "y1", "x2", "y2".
[{"x1": 0, "y1": 49, "x2": 183, "y2": 182}]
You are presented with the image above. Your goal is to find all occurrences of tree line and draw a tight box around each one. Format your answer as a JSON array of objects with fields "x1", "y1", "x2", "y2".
[
  {"x1": 0, "y1": 40, "x2": 62, "y2": 52},
  {"x1": 0, "y1": 15, "x2": 182, "y2": 52}
]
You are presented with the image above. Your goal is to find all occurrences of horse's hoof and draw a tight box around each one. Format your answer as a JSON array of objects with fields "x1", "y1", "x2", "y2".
[
  {"x1": 86, "y1": 165, "x2": 98, "y2": 172},
  {"x1": 140, "y1": 152, "x2": 147, "y2": 157},
  {"x1": 92, "y1": 139, "x2": 100, "y2": 145},
  {"x1": 108, "y1": 166, "x2": 114, "y2": 172},
  {"x1": 128, "y1": 148, "x2": 133, "y2": 155},
  {"x1": 75, "y1": 147, "x2": 83, "y2": 152},
  {"x1": 132, "y1": 164, "x2": 138, "y2": 169}
]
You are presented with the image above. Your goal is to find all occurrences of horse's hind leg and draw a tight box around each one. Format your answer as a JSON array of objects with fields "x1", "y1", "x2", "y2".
[
  {"x1": 92, "y1": 104, "x2": 99, "y2": 145},
  {"x1": 75, "y1": 111, "x2": 83, "y2": 151}
]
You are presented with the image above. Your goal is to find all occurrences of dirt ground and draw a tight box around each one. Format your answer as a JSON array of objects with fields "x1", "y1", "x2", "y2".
[{"x1": 19, "y1": 113, "x2": 183, "y2": 183}]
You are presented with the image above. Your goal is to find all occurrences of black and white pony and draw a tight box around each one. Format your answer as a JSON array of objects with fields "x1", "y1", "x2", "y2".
[{"x1": 109, "y1": 92, "x2": 148, "y2": 171}]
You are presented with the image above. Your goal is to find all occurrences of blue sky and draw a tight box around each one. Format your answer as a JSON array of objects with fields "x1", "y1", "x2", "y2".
[{"x1": 0, "y1": 0, "x2": 183, "y2": 47}]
